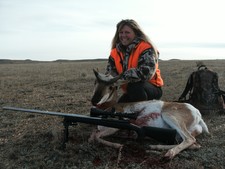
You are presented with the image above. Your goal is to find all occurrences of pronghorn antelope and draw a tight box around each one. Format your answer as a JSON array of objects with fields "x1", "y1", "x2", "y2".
[{"x1": 89, "y1": 69, "x2": 209, "y2": 159}]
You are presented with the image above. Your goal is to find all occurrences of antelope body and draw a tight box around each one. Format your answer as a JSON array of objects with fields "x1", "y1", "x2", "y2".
[{"x1": 90, "y1": 70, "x2": 209, "y2": 159}]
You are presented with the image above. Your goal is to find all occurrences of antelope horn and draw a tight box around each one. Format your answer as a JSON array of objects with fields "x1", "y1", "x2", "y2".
[{"x1": 93, "y1": 69, "x2": 123, "y2": 84}]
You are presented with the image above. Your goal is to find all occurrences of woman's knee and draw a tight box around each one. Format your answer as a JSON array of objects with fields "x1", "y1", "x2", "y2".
[{"x1": 127, "y1": 82, "x2": 147, "y2": 101}]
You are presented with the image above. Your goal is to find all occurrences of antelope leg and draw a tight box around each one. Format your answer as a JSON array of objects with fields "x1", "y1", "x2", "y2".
[{"x1": 89, "y1": 126, "x2": 122, "y2": 148}]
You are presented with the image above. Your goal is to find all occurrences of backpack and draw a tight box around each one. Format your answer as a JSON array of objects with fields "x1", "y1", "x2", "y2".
[{"x1": 178, "y1": 64, "x2": 225, "y2": 115}]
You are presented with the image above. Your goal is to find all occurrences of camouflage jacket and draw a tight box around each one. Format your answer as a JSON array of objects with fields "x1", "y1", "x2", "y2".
[{"x1": 106, "y1": 38, "x2": 157, "y2": 82}]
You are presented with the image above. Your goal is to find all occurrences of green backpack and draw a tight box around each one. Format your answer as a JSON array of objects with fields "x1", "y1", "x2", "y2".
[{"x1": 179, "y1": 64, "x2": 225, "y2": 115}]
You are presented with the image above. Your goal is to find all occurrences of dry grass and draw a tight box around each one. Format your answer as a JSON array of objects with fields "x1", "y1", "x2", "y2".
[{"x1": 0, "y1": 59, "x2": 225, "y2": 169}]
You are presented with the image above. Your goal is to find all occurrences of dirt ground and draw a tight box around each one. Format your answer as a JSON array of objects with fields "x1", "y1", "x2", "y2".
[{"x1": 0, "y1": 59, "x2": 225, "y2": 169}]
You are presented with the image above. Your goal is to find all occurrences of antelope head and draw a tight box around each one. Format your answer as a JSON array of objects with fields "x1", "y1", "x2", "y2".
[{"x1": 91, "y1": 69, "x2": 126, "y2": 109}]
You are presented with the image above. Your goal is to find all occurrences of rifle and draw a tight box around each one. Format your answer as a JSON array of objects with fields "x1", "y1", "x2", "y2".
[{"x1": 2, "y1": 106, "x2": 177, "y2": 148}]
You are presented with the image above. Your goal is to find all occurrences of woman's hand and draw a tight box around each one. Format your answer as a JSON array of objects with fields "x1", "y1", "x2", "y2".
[{"x1": 123, "y1": 69, "x2": 140, "y2": 82}]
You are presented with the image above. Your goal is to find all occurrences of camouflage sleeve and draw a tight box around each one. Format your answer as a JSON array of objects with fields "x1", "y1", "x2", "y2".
[
  {"x1": 138, "y1": 48, "x2": 157, "y2": 81},
  {"x1": 105, "y1": 56, "x2": 119, "y2": 76},
  {"x1": 123, "y1": 48, "x2": 157, "y2": 82}
]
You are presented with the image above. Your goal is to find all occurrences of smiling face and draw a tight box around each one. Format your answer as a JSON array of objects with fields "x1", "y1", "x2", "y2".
[{"x1": 118, "y1": 25, "x2": 136, "y2": 46}]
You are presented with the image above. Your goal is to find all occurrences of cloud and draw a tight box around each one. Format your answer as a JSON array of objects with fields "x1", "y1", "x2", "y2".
[{"x1": 0, "y1": 0, "x2": 225, "y2": 60}]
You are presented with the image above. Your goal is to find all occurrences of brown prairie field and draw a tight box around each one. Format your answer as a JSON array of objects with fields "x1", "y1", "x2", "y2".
[{"x1": 0, "y1": 59, "x2": 225, "y2": 169}]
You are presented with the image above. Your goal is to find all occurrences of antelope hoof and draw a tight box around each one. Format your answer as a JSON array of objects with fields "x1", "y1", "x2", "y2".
[
  {"x1": 88, "y1": 130, "x2": 98, "y2": 142},
  {"x1": 190, "y1": 143, "x2": 201, "y2": 149},
  {"x1": 164, "y1": 149, "x2": 176, "y2": 159}
]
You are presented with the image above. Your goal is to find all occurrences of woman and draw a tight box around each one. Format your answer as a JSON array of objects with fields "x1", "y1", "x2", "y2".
[{"x1": 106, "y1": 19, "x2": 164, "y2": 103}]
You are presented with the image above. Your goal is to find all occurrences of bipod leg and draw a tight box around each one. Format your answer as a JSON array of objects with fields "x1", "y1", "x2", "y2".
[{"x1": 62, "y1": 117, "x2": 78, "y2": 149}]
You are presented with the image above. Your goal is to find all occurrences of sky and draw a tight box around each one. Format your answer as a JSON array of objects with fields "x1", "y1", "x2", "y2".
[{"x1": 0, "y1": 0, "x2": 225, "y2": 61}]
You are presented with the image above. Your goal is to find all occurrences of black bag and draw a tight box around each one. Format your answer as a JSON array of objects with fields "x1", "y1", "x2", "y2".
[{"x1": 179, "y1": 64, "x2": 225, "y2": 115}]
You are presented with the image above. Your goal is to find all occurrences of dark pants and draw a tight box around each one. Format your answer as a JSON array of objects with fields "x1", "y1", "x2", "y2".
[{"x1": 118, "y1": 81, "x2": 162, "y2": 103}]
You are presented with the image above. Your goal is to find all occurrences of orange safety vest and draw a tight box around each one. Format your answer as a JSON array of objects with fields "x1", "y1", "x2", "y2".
[{"x1": 110, "y1": 41, "x2": 164, "y2": 91}]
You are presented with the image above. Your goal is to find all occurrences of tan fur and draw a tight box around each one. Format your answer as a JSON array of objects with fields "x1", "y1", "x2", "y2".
[{"x1": 162, "y1": 102, "x2": 195, "y2": 127}]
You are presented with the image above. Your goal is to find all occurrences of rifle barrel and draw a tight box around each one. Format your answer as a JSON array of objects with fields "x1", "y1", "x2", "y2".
[{"x1": 2, "y1": 106, "x2": 144, "y2": 136}]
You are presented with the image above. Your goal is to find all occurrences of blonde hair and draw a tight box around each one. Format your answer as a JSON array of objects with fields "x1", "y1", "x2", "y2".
[{"x1": 111, "y1": 19, "x2": 158, "y2": 58}]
